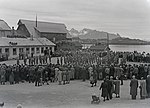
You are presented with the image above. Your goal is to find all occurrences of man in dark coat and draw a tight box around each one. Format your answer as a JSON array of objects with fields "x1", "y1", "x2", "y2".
[
  {"x1": 110, "y1": 65, "x2": 115, "y2": 78},
  {"x1": 106, "y1": 76, "x2": 113, "y2": 100},
  {"x1": 146, "y1": 75, "x2": 150, "y2": 98},
  {"x1": 35, "y1": 66, "x2": 41, "y2": 86},
  {"x1": 81, "y1": 66, "x2": 86, "y2": 82},
  {"x1": 130, "y1": 75, "x2": 138, "y2": 99},
  {"x1": 100, "y1": 79, "x2": 108, "y2": 101},
  {"x1": 114, "y1": 76, "x2": 120, "y2": 98}
]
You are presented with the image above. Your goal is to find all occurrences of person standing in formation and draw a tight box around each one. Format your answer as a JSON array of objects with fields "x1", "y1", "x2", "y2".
[
  {"x1": 130, "y1": 75, "x2": 138, "y2": 100},
  {"x1": 58, "y1": 67, "x2": 62, "y2": 85},
  {"x1": 54, "y1": 67, "x2": 59, "y2": 82}
]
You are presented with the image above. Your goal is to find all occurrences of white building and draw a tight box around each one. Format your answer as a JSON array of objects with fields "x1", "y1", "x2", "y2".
[{"x1": 0, "y1": 37, "x2": 55, "y2": 59}]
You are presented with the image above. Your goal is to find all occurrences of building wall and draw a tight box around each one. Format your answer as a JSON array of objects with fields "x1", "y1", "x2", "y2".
[
  {"x1": 41, "y1": 33, "x2": 67, "y2": 42},
  {"x1": 0, "y1": 30, "x2": 11, "y2": 37},
  {"x1": 34, "y1": 29, "x2": 41, "y2": 38},
  {"x1": 0, "y1": 46, "x2": 55, "y2": 59},
  {"x1": 17, "y1": 24, "x2": 30, "y2": 37}
]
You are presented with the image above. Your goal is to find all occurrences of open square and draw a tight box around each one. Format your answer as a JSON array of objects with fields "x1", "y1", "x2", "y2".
[{"x1": 0, "y1": 80, "x2": 150, "y2": 108}]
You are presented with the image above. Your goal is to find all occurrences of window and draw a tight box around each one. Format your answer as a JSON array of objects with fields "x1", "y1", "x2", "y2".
[
  {"x1": 5, "y1": 48, "x2": 9, "y2": 55},
  {"x1": 13, "y1": 48, "x2": 17, "y2": 55},
  {"x1": 31, "y1": 47, "x2": 35, "y2": 54},
  {"x1": 26, "y1": 48, "x2": 30, "y2": 54},
  {"x1": 19, "y1": 48, "x2": 23, "y2": 53},
  {"x1": 41, "y1": 47, "x2": 44, "y2": 53},
  {"x1": 46, "y1": 47, "x2": 48, "y2": 49},
  {"x1": 36, "y1": 47, "x2": 40, "y2": 54}
]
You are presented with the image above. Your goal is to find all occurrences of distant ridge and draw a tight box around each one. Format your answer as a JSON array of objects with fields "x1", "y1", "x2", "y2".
[{"x1": 69, "y1": 28, "x2": 120, "y2": 40}]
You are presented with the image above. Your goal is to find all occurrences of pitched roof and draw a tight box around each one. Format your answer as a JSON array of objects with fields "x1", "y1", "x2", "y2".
[
  {"x1": 0, "y1": 19, "x2": 11, "y2": 30},
  {"x1": 18, "y1": 19, "x2": 67, "y2": 35},
  {"x1": 0, "y1": 37, "x2": 55, "y2": 47}
]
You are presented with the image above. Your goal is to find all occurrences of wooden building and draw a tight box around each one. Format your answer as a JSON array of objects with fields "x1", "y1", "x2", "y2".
[
  {"x1": 0, "y1": 19, "x2": 12, "y2": 37},
  {"x1": 17, "y1": 19, "x2": 68, "y2": 42}
]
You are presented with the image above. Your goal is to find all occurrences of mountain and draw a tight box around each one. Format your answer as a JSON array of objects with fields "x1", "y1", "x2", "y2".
[
  {"x1": 69, "y1": 28, "x2": 120, "y2": 40},
  {"x1": 69, "y1": 28, "x2": 79, "y2": 37},
  {"x1": 110, "y1": 37, "x2": 149, "y2": 45}
]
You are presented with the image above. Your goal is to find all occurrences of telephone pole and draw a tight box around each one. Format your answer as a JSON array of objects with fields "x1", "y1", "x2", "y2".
[{"x1": 106, "y1": 33, "x2": 110, "y2": 65}]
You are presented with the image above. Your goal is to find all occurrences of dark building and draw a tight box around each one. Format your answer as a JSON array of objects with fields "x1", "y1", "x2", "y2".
[{"x1": 17, "y1": 19, "x2": 69, "y2": 42}]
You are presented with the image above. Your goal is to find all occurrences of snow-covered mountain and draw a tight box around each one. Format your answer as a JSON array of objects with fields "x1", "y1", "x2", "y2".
[{"x1": 69, "y1": 28, "x2": 121, "y2": 40}]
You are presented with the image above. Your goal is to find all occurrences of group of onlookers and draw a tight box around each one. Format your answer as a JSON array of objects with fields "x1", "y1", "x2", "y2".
[
  {"x1": 126, "y1": 51, "x2": 150, "y2": 63},
  {"x1": 99, "y1": 75, "x2": 150, "y2": 101}
]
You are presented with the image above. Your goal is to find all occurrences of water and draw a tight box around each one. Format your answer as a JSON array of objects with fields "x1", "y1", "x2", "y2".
[
  {"x1": 110, "y1": 45, "x2": 150, "y2": 53},
  {"x1": 82, "y1": 44, "x2": 150, "y2": 53}
]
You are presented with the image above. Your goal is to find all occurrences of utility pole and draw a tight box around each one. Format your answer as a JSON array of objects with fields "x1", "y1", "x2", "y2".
[
  {"x1": 36, "y1": 14, "x2": 38, "y2": 27},
  {"x1": 106, "y1": 33, "x2": 110, "y2": 65}
]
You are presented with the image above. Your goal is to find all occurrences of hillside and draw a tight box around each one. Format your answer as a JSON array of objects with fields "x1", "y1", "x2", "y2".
[{"x1": 110, "y1": 37, "x2": 150, "y2": 45}]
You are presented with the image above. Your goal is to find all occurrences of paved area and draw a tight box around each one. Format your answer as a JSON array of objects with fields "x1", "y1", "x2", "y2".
[{"x1": 0, "y1": 80, "x2": 149, "y2": 108}]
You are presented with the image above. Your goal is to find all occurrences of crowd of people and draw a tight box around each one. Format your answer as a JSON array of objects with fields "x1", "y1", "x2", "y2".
[
  {"x1": 126, "y1": 51, "x2": 150, "y2": 63},
  {"x1": 0, "y1": 49, "x2": 150, "y2": 102}
]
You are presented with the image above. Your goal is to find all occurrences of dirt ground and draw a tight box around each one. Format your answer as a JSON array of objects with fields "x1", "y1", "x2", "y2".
[{"x1": 0, "y1": 80, "x2": 149, "y2": 108}]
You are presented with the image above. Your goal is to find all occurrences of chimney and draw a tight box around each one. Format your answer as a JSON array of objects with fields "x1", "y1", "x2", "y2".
[{"x1": 12, "y1": 26, "x2": 15, "y2": 36}]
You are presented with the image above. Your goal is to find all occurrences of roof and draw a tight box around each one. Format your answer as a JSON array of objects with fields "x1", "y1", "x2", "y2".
[
  {"x1": 18, "y1": 19, "x2": 67, "y2": 35},
  {"x1": 0, "y1": 20, "x2": 11, "y2": 30},
  {"x1": 0, "y1": 37, "x2": 55, "y2": 47}
]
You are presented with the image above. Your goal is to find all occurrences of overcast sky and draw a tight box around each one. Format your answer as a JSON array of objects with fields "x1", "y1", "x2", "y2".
[{"x1": 0, "y1": 0, "x2": 150, "y2": 40}]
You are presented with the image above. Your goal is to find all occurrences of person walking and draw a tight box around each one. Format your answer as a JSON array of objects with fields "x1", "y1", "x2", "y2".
[{"x1": 130, "y1": 75, "x2": 138, "y2": 100}]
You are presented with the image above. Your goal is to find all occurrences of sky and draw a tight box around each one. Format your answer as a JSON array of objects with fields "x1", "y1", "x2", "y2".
[{"x1": 0, "y1": 0, "x2": 150, "y2": 40}]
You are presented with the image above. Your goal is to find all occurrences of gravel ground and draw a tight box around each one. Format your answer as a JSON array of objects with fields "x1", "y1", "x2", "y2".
[{"x1": 0, "y1": 80, "x2": 149, "y2": 108}]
